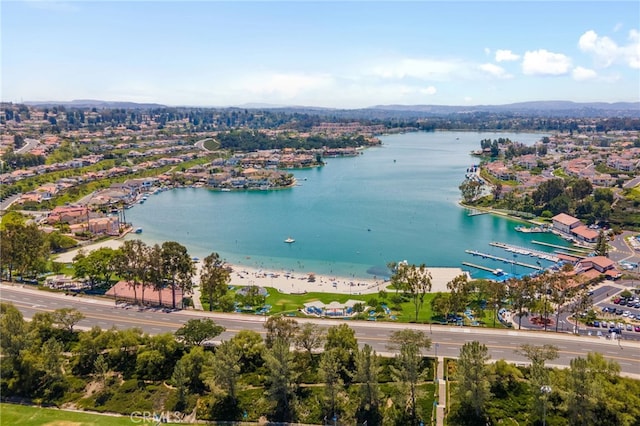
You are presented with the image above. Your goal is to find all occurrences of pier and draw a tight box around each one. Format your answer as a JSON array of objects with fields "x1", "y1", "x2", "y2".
[
  {"x1": 464, "y1": 250, "x2": 543, "y2": 270},
  {"x1": 489, "y1": 242, "x2": 560, "y2": 263},
  {"x1": 467, "y1": 209, "x2": 488, "y2": 216},
  {"x1": 531, "y1": 240, "x2": 591, "y2": 255},
  {"x1": 462, "y1": 262, "x2": 497, "y2": 273}
]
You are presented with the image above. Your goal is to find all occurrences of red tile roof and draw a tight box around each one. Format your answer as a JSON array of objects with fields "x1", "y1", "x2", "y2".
[
  {"x1": 105, "y1": 280, "x2": 183, "y2": 307},
  {"x1": 552, "y1": 213, "x2": 581, "y2": 226}
]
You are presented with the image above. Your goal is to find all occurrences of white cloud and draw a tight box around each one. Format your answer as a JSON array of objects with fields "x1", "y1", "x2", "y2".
[
  {"x1": 495, "y1": 49, "x2": 520, "y2": 62},
  {"x1": 578, "y1": 29, "x2": 640, "y2": 69},
  {"x1": 521, "y1": 49, "x2": 572, "y2": 75},
  {"x1": 420, "y1": 86, "x2": 437, "y2": 95},
  {"x1": 624, "y1": 29, "x2": 640, "y2": 69},
  {"x1": 479, "y1": 63, "x2": 512, "y2": 79},
  {"x1": 572, "y1": 66, "x2": 598, "y2": 81},
  {"x1": 578, "y1": 30, "x2": 618, "y2": 67}
]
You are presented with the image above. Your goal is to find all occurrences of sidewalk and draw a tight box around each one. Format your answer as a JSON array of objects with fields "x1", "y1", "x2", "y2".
[{"x1": 435, "y1": 356, "x2": 446, "y2": 426}]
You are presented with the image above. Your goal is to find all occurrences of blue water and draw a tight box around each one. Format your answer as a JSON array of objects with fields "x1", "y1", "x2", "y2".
[{"x1": 125, "y1": 131, "x2": 567, "y2": 280}]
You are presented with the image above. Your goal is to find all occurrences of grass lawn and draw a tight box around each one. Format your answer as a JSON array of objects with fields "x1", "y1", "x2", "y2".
[
  {"x1": 0, "y1": 403, "x2": 183, "y2": 425},
  {"x1": 202, "y1": 285, "x2": 505, "y2": 328}
]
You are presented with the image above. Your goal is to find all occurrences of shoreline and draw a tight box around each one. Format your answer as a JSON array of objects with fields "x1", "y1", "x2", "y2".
[{"x1": 53, "y1": 238, "x2": 467, "y2": 295}]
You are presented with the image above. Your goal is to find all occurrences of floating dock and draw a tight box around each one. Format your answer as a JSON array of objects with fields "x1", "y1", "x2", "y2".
[
  {"x1": 531, "y1": 240, "x2": 591, "y2": 255},
  {"x1": 465, "y1": 250, "x2": 543, "y2": 270},
  {"x1": 489, "y1": 242, "x2": 559, "y2": 263},
  {"x1": 462, "y1": 262, "x2": 499, "y2": 273}
]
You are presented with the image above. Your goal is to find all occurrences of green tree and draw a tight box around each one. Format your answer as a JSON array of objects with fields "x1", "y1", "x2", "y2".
[
  {"x1": 571, "y1": 178, "x2": 593, "y2": 200},
  {"x1": 263, "y1": 338, "x2": 298, "y2": 422},
  {"x1": 319, "y1": 349, "x2": 344, "y2": 421},
  {"x1": 595, "y1": 230, "x2": 609, "y2": 257},
  {"x1": 175, "y1": 318, "x2": 225, "y2": 347},
  {"x1": 294, "y1": 322, "x2": 325, "y2": 361},
  {"x1": 353, "y1": 344, "x2": 382, "y2": 425},
  {"x1": 390, "y1": 262, "x2": 432, "y2": 322},
  {"x1": 459, "y1": 179, "x2": 483, "y2": 203},
  {"x1": 114, "y1": 239, "x2": 148, "y2": 303},
  {"x1": 387, "y1": 329, "x2": 431, "y2": 426},
  {"x1": 447, "y1": 273, "x2": 472, "y2": 314},
  {"x1": 454, "y1": 341, "x2": 491, "y2": 422},
  {"x1": 324, "y1": 323, "x2": 358, "y2": 383},
  {"x1": 200, "y1": 252, "x2": 230, "y2": 311},
  {"x1": 516, "y1": 344, "x2": 559, "y2": 423},
  {"x1": 430, "y1": 292, "x2": 453, "y2": 321},
  {"x1": 264, "y1": 316, "x2": 299, "y2": 348},
  {"x1": 52, "y1": 308, "x2": 85, "y2": 333},
  {"x1": 173, "y1": 345, "x2": 213, "y2": 395},
  {"x1": 230, "y1": 330, "x2": 264, "y2": 373},
  {"x1": 478, "y1": 279, "x2": 507, "y2": 327},
  {"x1": 73, "y1": 247, "x2": 117, "y2": 288},
  {"x1": 0, "y1": 222, "x2": 48, "y2": 281},
  {"x1": 507, "y1": 276, "x2": 534, "y2": 329},
  {"x1": 161, "y1": 241, "x2": 195, "y2": 309},
  {"x1": 205, "y1": 340, "x2": 242, "y2": 403}
]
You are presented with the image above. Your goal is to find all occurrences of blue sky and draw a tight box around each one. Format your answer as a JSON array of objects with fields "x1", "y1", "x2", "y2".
[{"x1": 2, "y1": 1, "x2": 639, "y2": 108}]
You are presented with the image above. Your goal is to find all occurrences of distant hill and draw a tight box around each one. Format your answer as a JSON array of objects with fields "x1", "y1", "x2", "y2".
[
  {"x1": 368, "y1": 101, "x2": 640, "y2": 116},
  {"x1": 19, "y1": 99, "x2": 640, "y2": 117},
  {"x1": 24, "y1": 99, "x2": 166, "y2": 109}
]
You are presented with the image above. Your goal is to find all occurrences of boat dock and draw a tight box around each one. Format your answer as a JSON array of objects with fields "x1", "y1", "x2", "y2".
[
  {"x1": 489, "y1": 242, "x2": 559, "y2": 263},
  {"x1": 467, "y1": 209, "x2": 488, "y2": 216},
  {"x1": 531, "y1": 240, "x2": 591, "y2": 255},
  {"x1": 462, "y1": 262, "x2": 497, "y2": 273},
  {"x1": 465, "y1": 250, "x2": 543, "y2": 270}
]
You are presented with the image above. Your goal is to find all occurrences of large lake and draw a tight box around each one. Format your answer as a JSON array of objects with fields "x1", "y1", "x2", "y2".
[{"x1": 125, "y1": 131, "x2": 568, "y2": 280}]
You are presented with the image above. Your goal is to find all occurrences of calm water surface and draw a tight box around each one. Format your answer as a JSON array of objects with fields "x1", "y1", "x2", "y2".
[{"x1": 126, "y1": 131, "x2": 567, "y2": 279}]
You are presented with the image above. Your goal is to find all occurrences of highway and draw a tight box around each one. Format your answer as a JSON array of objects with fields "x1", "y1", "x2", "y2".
[{"x1": 2, "y1": 283, "x2": 639, "y2": 378}]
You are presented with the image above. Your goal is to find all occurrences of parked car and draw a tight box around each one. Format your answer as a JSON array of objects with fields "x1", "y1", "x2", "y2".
[
  {"x1": 635, "y1": 325, "x2": 640, "y2": 332},
  {"x1": 593, "y1": 320, "x2": 600, "y2": 327}
]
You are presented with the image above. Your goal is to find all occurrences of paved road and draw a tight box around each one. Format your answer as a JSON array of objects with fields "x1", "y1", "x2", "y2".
[
  {"x1": 3, "y1": 284, "x2": 639, "y2": 378},
  {"x1": 15, "y1": 138, "x2": 39, "y2": 154}
]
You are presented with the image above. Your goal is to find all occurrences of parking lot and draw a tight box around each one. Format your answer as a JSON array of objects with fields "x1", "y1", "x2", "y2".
[{"x1": 585, "y1": 282, "x2": 640, "y2": 340}]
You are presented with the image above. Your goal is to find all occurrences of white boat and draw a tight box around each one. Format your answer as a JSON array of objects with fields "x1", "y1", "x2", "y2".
[
  {"x1": 493, "y1": 268, "x2": 504, "y2": 276},
  {"x1": 284, "y1": 237, "x2": 295, "y2": 244}
]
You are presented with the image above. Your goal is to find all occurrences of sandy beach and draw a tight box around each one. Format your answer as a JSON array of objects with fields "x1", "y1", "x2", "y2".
[{"x1": 54, "y1": 239, "x2": 467, "y2": 295}]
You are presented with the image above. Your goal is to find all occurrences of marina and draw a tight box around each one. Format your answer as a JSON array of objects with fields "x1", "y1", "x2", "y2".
[
  {"x1": 531, "y1": 240, "x2": 591, "y2": 255},
  {"x1": 123, "y1": 131, "x2": 560, "y2": 281},
  {"x1": 464, "y1": 250, "x2": 544, "y2": 271},
  {"x1": 489, "y1": 242, "x2": 560, "y2": 262}
]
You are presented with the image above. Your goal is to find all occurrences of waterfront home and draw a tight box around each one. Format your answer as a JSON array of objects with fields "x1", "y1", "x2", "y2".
[{"x1": 47, "y1": 205, "x2": 89, "y2": 225}]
